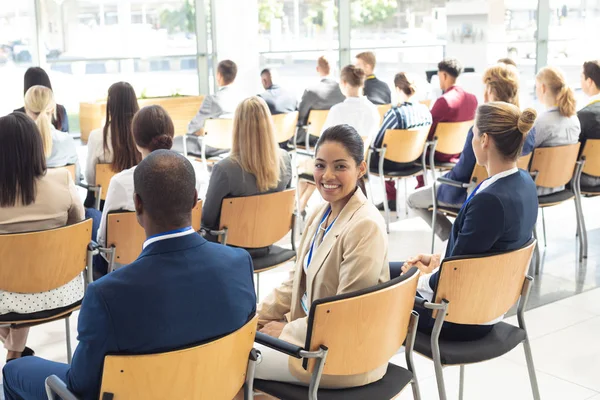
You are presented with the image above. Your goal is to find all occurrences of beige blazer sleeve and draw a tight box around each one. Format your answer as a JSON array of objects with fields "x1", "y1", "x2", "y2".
[
  {"x1": 66, "y1": 173, "x2": 85, "y2": 225},
  {"x1": 257, "y1": 269, "x2": 295, "y2": 328}
]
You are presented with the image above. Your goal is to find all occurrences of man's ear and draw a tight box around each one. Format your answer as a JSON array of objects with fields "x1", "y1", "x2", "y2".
[{"x1": 134, "y1": 193, "x2": 143, "y2": 215}]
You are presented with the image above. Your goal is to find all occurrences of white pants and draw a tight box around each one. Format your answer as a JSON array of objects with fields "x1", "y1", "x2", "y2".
[{"x1": 254, "y1": 343, "x2": 306, "y2": 385}]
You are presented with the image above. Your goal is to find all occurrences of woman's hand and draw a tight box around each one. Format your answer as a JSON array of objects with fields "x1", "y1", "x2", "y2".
[
  {"x1": 259, "y1": 321, "x2": 287, "y2": 338},
  {"x1": 401, "y1": 253, "x2": 441, "y2": 275}
]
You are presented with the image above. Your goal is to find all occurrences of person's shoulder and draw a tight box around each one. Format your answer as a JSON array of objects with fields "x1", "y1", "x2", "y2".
[
  {"x1": 111, "y1": 165, "x2": 136, "y2": 187},
  {"x1": 349, "y1": 200, "x2": 387, "y2": 232},
  {"x1": 44, "y1": 167, "x2": 71, "y2": 186},
  {"x1": 202, "y1": 240, "x2": 253, "y2": 265},
  {"x1": 88, "y1": 127, "x2": 104, "y2": 144}
]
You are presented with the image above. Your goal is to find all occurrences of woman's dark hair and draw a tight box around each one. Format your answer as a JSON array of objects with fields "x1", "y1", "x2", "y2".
[
  {"x1": 394, "y1": 72, "x2": 417, "y2": 96},
  {"x1": 23, "y1": 67, "x2": 65, "y2": 131},
  {"x1": 315, "y1": 124, "x2": 367, "y2": 196},
  {"x1": 104, "y1": 82, "x2": 141, "y2": 172},
  {"x1": 132, "y1": 105, "x2": 175, "y2": 152},
  {"x1": 0, "y1": 112, "x2": 47, "y2": 207},
  {"x1": 340, "y1": 65, "x2": 366, "y2": 88}
]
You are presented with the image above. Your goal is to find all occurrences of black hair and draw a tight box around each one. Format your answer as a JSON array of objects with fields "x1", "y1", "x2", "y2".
[
  {"x1": 260, "y1": 68, "x2": 271, "y2": 76},
  {"x1": 132, "y1": 105, "x2": 174, "y2": 151},
  {"x1": 438, "y1": 58, "x2": 463, "y2": 78},
  {"x1": 0, "y1": 112, "x2": 47, "y2": 207},
  {"x1": 23, "y1": 66, "x2": 66, "y2": 131},
  {"x1": 583, "y1": 60, "x2": 600, "y2": 89},
  {"x1": 133, "y1": 150, "x2": 196, "y2": 227}
]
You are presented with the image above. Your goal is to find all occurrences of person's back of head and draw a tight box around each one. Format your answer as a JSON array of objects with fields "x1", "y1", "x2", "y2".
[
  {"x1": 536, "y1": 66, "x2": 576, "y2": 117},
  {"x1": 483, "y1": 63, "x2": 520, "y2": 106},
  {"x1": 340, "y1": 64, "x2": 366, "y2": 93},
  {"x1": 437, "y1": 58, "x2": 462, "y2": 91},
  {"x1": 217, "y1": 60, "x2": 237, "y2": 86},
  {"x1": 474, "y1": 102, "x2": 537, "y2": 162},
  {"x1": 394, "y1": 72, "x2": 417, "y2": 100},
  {"x1": 105, "y1": 81, "x2": 141, "y2": 172},
  {"x1": 497, "y1": 58, "x2": 517, "y2": 68},
  {"x1": 132, "y1": 105, "x2": 175, "y2": 155},
  {"x1": 317, "y1": 55, "x2": 331, "y2": 77},
  {"x1": 355, "y1": 51, "x2": 376, "y2": 75},
  {"x1": 0, "y1": 112, "x2": 47, "y2": 207},
  {"x1": 134, "y1": 150, "x2": 197, "y2": 232},
  {"x1": 23, "y1": 67, "x2": 53, "y2": 95},
  {"x1": 231, "y1": 96, "x2": 281, "y2": 192},
  {"x1": 582, "y1": 60, "x2": 600, "y2": 96},
  {"x1": 24, "y1": 85, "x2": 55, "y2": 157}
]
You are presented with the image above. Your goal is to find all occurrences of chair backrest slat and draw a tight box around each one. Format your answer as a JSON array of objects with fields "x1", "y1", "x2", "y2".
[
  {"x1": 582, "y1": 139, "x2": 600, "y2": 178},
  {"x1": 306, "y1": 110, "x2": 329, "y2": 137},
  {"x1": 203, "y1": 119, "x2": 234, "y2": 150},
  {"x1": 138, "y1": 96, "x2": 205, "y2": 137},
  {"x1": 0, "y1": 219, "x2": 92, "y2": 293},
  {"x1": 469, "y1": 153, "x2": 533, "y2": 184},
  {"x1": 377, "y1": 104, "x2": 392, "y2": 124},
  {"x1": 219, "y1": 189, "x2": 295, "y2": 248},
  {"x1": 381, "y1": 128, "x2": 430, "y2": 164},
  {"x1": 434, "y1": 241, "x2": 536, "y2": 325},
  {"x1": 99, "y1": 316, "x2": 257, "y2": 400},
  {"x1": 96, "y1": 164, "x2": 117, "y2": 201},
  {"x1": 529, "y1": 143, "x2": 580, "y2": 188},
  {"x1": 305, "y1": 271, "x2": 419, "y2": 375},
  {"x1": 107, "y1": 202, "x2": 202, "y2": 265},
  {"x1": 272, "y1": 112, "x2": 299, "y2": 144},
  {"x1": 433, "y1": 120, "x2": 473, "y2": 155}
]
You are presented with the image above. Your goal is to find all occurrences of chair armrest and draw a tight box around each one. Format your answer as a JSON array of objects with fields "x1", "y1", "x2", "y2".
[
  {"x1": 45, "y1": 375, "x2": 80, "y2": 400},
  {"x1": 436, "y1": 176, "x2": 472, "y2": 189},
  {"x1": 414, "y1": 296, "x2": 427, "y2": 308},
  {"x1": 255, "y1": 332, "x2": 304, "y2": 359}
]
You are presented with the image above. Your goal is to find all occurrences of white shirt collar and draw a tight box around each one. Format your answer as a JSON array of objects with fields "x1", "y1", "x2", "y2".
[
  {"x1": 142, "y1": 227, "x2": 195, "y2": 250},
  {"x1": 476, "y1": 167, "x2": 519, "y2": 195}
]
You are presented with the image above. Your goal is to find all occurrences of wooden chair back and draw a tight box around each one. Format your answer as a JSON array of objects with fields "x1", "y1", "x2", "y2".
[
  {"x1": 581, "y1": 139, "x2": 600, "y2": 178},
  {"x1": 420, "y1": 99, "x2": 432, "y2": 109},
  {"x1": 381, "y1": 128, "x2": 430, "y2": 164},
  {"x1": 529, "y1": 143, "x2": 580, "y2": 188},
  {"x1": 272, "y1": 112, "x2": 299, "y2": 143},
  {"x1": 306, "y1": 110, "x2": 329, "y2": 137},
  {"x1": 96, "y1": 164, "x2": 117, "y2": 201},
  {"x1": 99, "y1": 315, "x2": 258, "y2": 400},
  {"x1": 63, "y1": 164, "x2": 76, "y2": 181},
  {"x1": 107, "y1": 202, "x2": 202, "y2": 265},
  {"x1": 469, "y1": 154, "x2": 533, "y2": 184},
  {"x1": 203, "y1": 119, "x2": 234, "y2": 150},
  {"x1": 517, "y1": 153, "x2": 532, "y2": 170},
  {"x1": 433, "y1": 120, "x2": 473, "y2": 155},
  {"x1": 219, "y1": 189, "x2": 295, "y2": 248},
  {"x1": 304, "y1": 269, "x2": 419, "y2": 375},
  {"x1": 0, "y1": 219, "x2": 92, "y2": 293},
  {"x1": 434, "y1": 240, "x2": 536, "y2": 325},
  {"x1": 377, "y1": 104, "x2": 392, "y2": 124}
]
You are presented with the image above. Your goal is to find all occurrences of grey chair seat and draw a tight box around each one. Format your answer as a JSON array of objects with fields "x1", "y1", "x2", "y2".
[
  {"x1": 537, "y1": 189, "x2": 574, "y2": 206},
  {"x1": 254, "y1": 362, "x2": 413, "y2": 400},
  {"x1": 369, "y1": 165, "x2": 423, "y2": 177},
  {"x1": 581, "y1": 184, "x2": 600, "y2": 195},
  {"x1": 252, "y1": 245, "x2": 296, "y2": 272},
  {"x1": 0, "y1": 300, "x2": 82, "y2": 325},
  {"x1": 414, "y1": 322, "x2": 526, "y2": 365}
]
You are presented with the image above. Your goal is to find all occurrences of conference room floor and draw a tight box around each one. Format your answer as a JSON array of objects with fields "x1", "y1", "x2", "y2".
[{"x1": 2, "y1": 144, "x2": 598, "y2": 399}]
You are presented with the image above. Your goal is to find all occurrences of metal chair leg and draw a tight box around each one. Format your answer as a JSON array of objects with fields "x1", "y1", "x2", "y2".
[
  {"x1": 433, "y1": 358, "x2": 447, "y2": 400},
  {"x1": 404, "y1": 178, "x2": 409, "y2": 216},
  {"x1": 256, "y1": 273, "x2": 260, "y2": 300},
  {"x1": 396, "y1": 178, "x2": 402, "y2": 220},
  {"x1": 459, "y1": 365, "x2": 465, "y2": 400},
  {"x1": 541, "y1": 208, "x2": 547, "y2": 248},
  {"x1": 522, "y1": 337, "x2": 541, "y2": 400},
  {"x1": 574, "y1": 192, "x2": 588, "y2": 260},
  {"x1": 532, "y1": 225, "x2": 540, "y2": 275},
  {"x1": 381, "y1": 174, "x2": 390, "y2": 233},
  {"x1": 65, "y1": 317, "x2": 72, "y2": 364}
]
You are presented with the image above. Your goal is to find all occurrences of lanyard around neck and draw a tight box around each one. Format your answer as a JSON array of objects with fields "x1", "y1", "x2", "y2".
[{"x1": 306, "y1": 207, "x2": 337, "y2": 268}]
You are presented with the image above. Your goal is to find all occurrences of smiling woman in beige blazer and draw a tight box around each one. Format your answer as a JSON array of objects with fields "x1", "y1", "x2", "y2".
[{"x1": 256, "y1": 124, "x2": 390, "y2": 389}]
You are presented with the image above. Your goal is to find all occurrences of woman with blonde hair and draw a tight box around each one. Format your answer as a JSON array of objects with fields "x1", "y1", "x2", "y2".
[
  {"x1": 202, "y1": 96, "x2": 292, "y2": 247},
  {"x1": 534, "y1": 66, "x2": 580, "y2": 195},
  {"x1": 24, "y1": 85, "x2": 79, "y2": 174}
]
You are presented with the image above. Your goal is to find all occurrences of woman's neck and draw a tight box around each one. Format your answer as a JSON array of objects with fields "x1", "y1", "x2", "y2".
[
  {"x1": 345, "y1": 87, "x2": 360, "y2": 98},
  {"x1": 329, "y1": 192, "x2": 354, "y2": 220},
  {"x1": 543, "y1": 95, "x2": 558, "y2": 109},
  {"x1": 486, "y1": 157, "x2": 517, "y2": 177}
]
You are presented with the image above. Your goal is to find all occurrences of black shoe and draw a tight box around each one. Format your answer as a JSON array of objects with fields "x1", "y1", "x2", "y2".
[
  {"x1": 6, "y1": 346, "x2": 35, "y2": 363},
  {"x1": 376, "y1": 200, "x2": 397, "y2": 212}
]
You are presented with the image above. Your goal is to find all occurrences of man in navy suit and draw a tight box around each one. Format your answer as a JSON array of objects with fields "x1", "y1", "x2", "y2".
[{"x1": 3, "y1": 150, "x2": 257, "y2": 400}]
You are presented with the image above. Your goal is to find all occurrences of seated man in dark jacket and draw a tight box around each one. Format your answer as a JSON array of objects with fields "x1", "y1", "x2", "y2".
[{"x1": 258, "y1": 68, "x2": 297, "y2": 115}]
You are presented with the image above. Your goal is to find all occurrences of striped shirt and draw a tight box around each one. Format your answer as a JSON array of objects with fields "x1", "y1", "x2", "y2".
[{"x1": 373, "y1": 102, "x2": 432, "y2": 148}]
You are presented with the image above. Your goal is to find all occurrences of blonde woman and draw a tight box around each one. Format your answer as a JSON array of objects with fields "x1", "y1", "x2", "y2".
[
  {"x1": 201, "y1": 96, "x2": 292, "y2": 247},
  {"x1": 24, "y1": 85, "x2": 79, "y2": 175},
  {"x1": 534, "y1": 66, "x2": 580, "y2": 195}
]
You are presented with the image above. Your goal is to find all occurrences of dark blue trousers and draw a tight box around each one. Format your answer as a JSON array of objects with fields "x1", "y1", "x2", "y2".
[{"x1": 3, "y1": 357, "x2": 70, "y2": 400}]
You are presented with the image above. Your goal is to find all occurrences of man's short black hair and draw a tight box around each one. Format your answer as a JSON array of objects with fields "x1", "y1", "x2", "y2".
[
  {"x1": 217, "y1": 60, "x2": 238, "y2": 85},
  {"x1": 438, "y1": 58, "x2": 463, "y2": 78},
  {"x1": 260, "y1": 68, "x2": 271, "y2": 76},
  {"x1": 583, "y1": 60, "x2": 600, "y2": 89},
  {"x1": 134, "y1": 150, "x2": 196, "y2": 227}
]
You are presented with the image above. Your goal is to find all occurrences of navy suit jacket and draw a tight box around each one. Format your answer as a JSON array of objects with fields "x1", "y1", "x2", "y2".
[
  {"x1": 258, "y1": 84, "x2": 298, "y2": 115},
  {"x1": 363, "y1": 76, "x2": 391, "y2": 105},
  {"x1": 438, "y1": 126, "x2": 536, "y2": 205},
  {"x1": 429, "y1": 170, "x2": 538, "y2": 290},
  {"x1": 65, "y1": 233, "x2": 256, "y2": 399}
]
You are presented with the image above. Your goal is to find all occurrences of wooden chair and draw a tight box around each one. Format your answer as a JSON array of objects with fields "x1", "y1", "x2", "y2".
[
  {"x1": 254, "y1": 267, "x2": 422, "y2": 400},
  {"x1": 580, "y1": 138, "x2": 600, "y2": 196},
  {"x1": 414, "y1": 240, "x2": 539, "y2": 400},
  {"x1": 138, "y1": 96, "x2": 205, "y2": 137},
  {"x1": 54, "y1": 164, "x2": 76, "y2": 181},
  {"x1": 100, "y1": 201, "x2": 202, "y2": 273},
  {"x1": 528, "y1": 144, "x2": 585, "y2": 274},
  {"x1": 0, "y1": 219, "x2": 94, "y2": 363},
  {"x1": 87, "y1": 164, "x2": 117, "y2": 210},
  {"x1": 199, "y1": 118, "x2": 234, "y2": 170},
  {"x1": 46, "y1": 315, "x2": 259, "y2": 400},
  {"x1": 296, "y1": 109, "x2": 329, "y2": 155},
  {"x1": 366, "y1": 127, "x2": 430, "y2": 232},
  {"x1": 377, "y1": 104, "x2": 392, "y2": 125},
  {"x1": 207, "y1": 190, "x2": 296, "y2": 298},
  {"x1": 272, "y1": 111, "x2": 299, "y2": 145},
  {"x1": 419, "y1": 99, "x2": 432, "y2": 109},
  {"x1": 425, "y1": 120, "x2": 474, "y2": 181}
]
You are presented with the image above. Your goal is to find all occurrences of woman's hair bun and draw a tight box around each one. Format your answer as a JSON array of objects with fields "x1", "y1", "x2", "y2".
[
  {"x1": 517, "y1": 108, "x2": 537, "y2": 134},
  {"x1": 148, "y1": 134, "x2": 173, "y2": 151}
]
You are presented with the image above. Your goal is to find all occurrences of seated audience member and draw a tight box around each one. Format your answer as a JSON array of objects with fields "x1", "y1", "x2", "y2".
[
  {"x1": 85, "y1": 82, "x2": 141, "y2": 208},
  {"x1": 296, "y1": 56, "x2": 345, "y2": 146},
  {"x1": 2, "y1": 150, "x2": 257, "y2": 400},
  {"x1": 392, "y1": 103, "x2": 538, "y2": 340},
  {"x1": 97, "y1": 105, "x2": 207, "y2": 254},
  {"x1": 0, "y1": 112, "x2": 84, "y2": 362},
  {"x1": 534, "y1": 66, "x2": 580, "y2": 195},
  {"x1": 15, "y1": 67, "x2": 69, "y2": 132},
  {"x1": 371, "y1": 72, "x2": 433, "y2": 211},
  {"x1": 416, "y1": 58, "x2": 478, "y2": 187},
  {"x1": 258, "y1": 68, "x2": 297, "y2": 115},
  {"x1": 202, "y1": 96, "x2": 292, "y2": 245},
  {"x1": 256, "y1": 125, "x2": 389, "y2": 388},
  {"x1": 409, "y1": 63, "x2": 535, "y2": 240},
  {"x1": 355, "y1": 51, "x2": 391, "y2": 105},
  {"x1": 578, "y1": 60, "x2": 600, "y2": 187},
  {"x1": 497, "y1": 57, "x2": 517, "y2": 68},
  {"x1": 24, "y1": 85, "x2": 80, "y2": 177}
]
